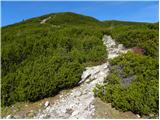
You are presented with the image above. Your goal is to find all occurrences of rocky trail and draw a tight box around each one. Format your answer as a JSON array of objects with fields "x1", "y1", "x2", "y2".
[
  {"x1": 4, "y1": 35, "x2": 141, "y2": 119},
  {"x1": 34, "y1": 35, "x2": 130, "y2": 119}
]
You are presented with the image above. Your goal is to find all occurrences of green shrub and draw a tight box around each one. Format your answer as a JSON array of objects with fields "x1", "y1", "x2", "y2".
[
  {"x1": 1, "y1": 13, "x2": 108, "y2": 106},
  {"x1": 107, "y1": 24, "x2": 159, "y2": 59},
  {"x1": 94, "y1": 52, "x2": 158, "y2": 116}
]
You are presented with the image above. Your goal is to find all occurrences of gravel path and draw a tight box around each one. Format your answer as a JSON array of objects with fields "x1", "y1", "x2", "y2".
[{"x1": 34, "y1": 35, "x2": 129, "y2": 119}]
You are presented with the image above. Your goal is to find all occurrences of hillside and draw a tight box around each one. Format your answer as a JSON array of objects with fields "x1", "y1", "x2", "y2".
[
  {"x1": 2, "y1": 12, "x2": 108, "y2": 106},
  {"x1": 103, "y1": 20, "x2": 149, "y2": 27},
  {"x1": 4, "y1": 12, "x2": 103, "y2": 28},
  {"x1": 103, "y1": 20, "x2": 159, "y2": 59},
  {"x1": 1, "y1": 12, "x2": 159, "y2": 118}
]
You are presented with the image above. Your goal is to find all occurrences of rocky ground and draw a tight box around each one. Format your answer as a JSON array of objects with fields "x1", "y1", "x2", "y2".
[
  {"x1": 33, "y1": 35, "x2": 130, "y2": 119},
  {"x1": 3, "y1": 35, "x2": 141, "y2": 119}
]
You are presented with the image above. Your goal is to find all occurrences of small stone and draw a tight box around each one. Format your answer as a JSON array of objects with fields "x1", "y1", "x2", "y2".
[
  {"x1": 46, "y1": 106, "x2": 51, "y2": 110},
  {"x1": 14, "y1": 115, "x2": 22, "y2": 119},
  {"x1": 136, "y1": 114, "x2": 141, "y2": 118},
  {"x1": 118, "y1": 44, "x2": 123, "y2": 49},
  {"x1": 61, "y1": 108, "x2": 66, "y2": 113},
  {"x1": 74, "y1": 91, "x2": 82, "y2": 97},
  {"x1": 44, "y1": 101, "x2": 50, "y2": 108},
  {"x1": 66, "y1": 108, "x2": 73, "y2": 115},
  {"x1": 6, "y1": 115, "x2": 15, "y2": 119},
  {"x1": 71, "y1": 110, "x2": 79, "y2": 116},
  {"x1": 43, "y1": 114, "x2": 51, "y2": 119}
]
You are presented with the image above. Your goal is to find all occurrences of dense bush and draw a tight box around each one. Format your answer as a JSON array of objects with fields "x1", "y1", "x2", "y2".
[
  {"x1": 105, "y1": 23, "x2": 159, "y2": 58},
  {"x1": 94, "y1": 52, "x2": 158, "y2": 116},
  {"x1": 2, "y1": 12, "x2": 158, "y2": 110},
  {"x1": 2, "y1": 13, "x2": 108, "y2": 106}
]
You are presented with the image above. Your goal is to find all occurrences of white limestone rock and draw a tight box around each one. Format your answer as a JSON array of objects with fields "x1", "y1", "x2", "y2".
[
  {"x1": 6, "y1": 115, "x2": 15, "y2": 119},
  {"x1": 44, "y1": 101, "x2": 50, "y2": 108}
]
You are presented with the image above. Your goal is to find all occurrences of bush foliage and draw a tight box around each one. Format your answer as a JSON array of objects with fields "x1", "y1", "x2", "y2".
[
  {"x1": 104, "y1": 21, "x2": 159, "y2": 58},
  {"x1": 2, "y1": 12, "x2": 107, "y2": 106},
  {"x1": 94, "y1": 52, "x2": 159, "y2": 116},
  {"x1": 2, "y1": 12, "x2": 158, "y2": 114}
]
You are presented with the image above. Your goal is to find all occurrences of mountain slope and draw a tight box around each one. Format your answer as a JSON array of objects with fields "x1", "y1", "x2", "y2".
[
  {"x1": 103, "y1": 20, "x2": 159, "y2": 59},
  {"x1": 2, "y1": 12, "x2": 107, "y2": 106},
  {"x1": 4, "y1": 12, "x2": 103, "y2": 28},
  {"x1": 2, "y1": 12, "x2": 159, "y2": 118}
]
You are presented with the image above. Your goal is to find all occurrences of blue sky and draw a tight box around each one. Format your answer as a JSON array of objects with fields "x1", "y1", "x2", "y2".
[{"x1": 1, "y1": 1, "x2": 159, "y2": 26}]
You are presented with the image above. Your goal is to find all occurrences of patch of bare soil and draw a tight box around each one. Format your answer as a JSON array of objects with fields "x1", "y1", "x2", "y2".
[
  {"x1": 1, "y1": 89, "x2": 71, "y2": 118},
  {"x1": 93, "y1": 97, "x2": 148, "y2": 119}
]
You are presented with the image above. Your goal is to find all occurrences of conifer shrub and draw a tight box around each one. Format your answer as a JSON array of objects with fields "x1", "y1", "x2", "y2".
[
  {"x1": 2, "y1": 13, "x2": 108, "y2": 106},
  {"x1": 94, "y1": 52, "x2": 158, "y2": 116}
]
